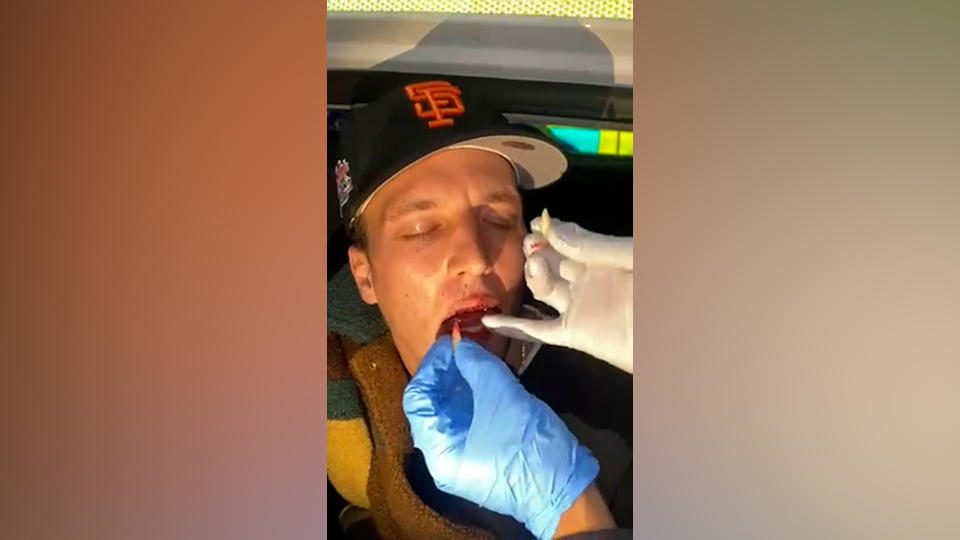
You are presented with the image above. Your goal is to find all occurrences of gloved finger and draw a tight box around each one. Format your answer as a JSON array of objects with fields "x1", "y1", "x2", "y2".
[
  {"x1": 525, "y1": 233, "x2": 586, "y2": 284},
  {"x1": 481, "y1": 314, "x2": 566, "y2": 348},
  {"x1": 558, "y1": 256, "x2": 586, "y2": 283},
  {"x1": 450, "y1": 337, "x2": 518, "y2": 395},
  {"x1": 531, "y1": 216, "x2": 633, "y2": 271},
  {"x1": 525, "y1": 253, "x2": 572, "y2": 314},
  {"x1": 408, "y1": 334, "x2": 455, "y2": 381},
  {"x1": 523, "y1": 232, "x2": 549, "y2": 256},
  {"x1": 403, "y1": 337, "x2": 455, "y2": 440}
]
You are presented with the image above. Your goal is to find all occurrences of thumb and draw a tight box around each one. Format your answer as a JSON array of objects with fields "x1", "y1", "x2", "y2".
[
  {"x1": 450, "y1": 337, "x2": 517, "y2": 392},
  {"x1": 526, "y1": 252, "x2": 572, "y2": 314},
  {"x1": 402, "y1": 336, "x2": 454, "y2": 420},
  {"x1": 482, "y1": 314, "x2": 566, "y2": 348}
]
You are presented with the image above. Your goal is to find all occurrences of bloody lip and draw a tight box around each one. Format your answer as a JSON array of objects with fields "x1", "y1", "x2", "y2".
[{"x1": 436, "y1": 305, "x2": 501, "y2": 341}]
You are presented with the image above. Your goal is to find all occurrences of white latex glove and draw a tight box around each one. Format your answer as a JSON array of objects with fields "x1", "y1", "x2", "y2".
[{"x1": 483, "y1": 214, "x2": 634, "y2": 374}]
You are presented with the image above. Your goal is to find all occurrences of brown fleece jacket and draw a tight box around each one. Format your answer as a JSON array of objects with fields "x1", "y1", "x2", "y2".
[
  {"x1": 330, "y1": 331, "x2": 493, "y2": 540},
  {"x1": 328, "y1": 331, "x2": 633, "y2": 538}
]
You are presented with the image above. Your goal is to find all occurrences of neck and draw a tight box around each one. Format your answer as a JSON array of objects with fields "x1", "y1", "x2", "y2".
[{"x1": 503, "y1": 338, "x2": 526, "y2": 372}]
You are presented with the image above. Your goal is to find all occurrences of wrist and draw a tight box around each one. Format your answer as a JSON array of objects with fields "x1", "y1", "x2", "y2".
[
  {"x1": 551, "y1": 483, "x2": 616, "y2": 539},
  {"x1": 524, "y1": 446, "x2": 599, "y2": 539}
]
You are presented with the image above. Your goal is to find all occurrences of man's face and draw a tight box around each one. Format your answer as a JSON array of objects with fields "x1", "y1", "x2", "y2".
[{"x1": 347, "y1": 148, "x2": 526, "y2": 375}]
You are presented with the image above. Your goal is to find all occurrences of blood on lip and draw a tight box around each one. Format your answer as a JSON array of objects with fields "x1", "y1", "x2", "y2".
[{"x1": 437, "y1": 305, "x2": 500, "y2": 338}]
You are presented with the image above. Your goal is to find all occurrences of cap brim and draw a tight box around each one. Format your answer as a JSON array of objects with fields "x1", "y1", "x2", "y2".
[{"x1": 350, "y1": 131, "x2": 567, "y2": 227}]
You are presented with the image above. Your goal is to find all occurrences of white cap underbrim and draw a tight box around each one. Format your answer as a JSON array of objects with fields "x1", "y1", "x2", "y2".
[{"x1": 449, "y1": 134, "x2": 568, "y2": 190}]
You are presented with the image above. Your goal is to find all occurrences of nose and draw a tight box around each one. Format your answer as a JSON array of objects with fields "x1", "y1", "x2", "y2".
[{"x1": 444, "y1": 218, "x2": 492, "y2": 278}]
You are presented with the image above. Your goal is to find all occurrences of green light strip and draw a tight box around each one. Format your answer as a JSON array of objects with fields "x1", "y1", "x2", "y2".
[
  {"x1": 545, "y1": 125, "x2": 633, "y2": 156},
  {"x1": 327, "y1": 0, "x2": 633, "y2": 20}
]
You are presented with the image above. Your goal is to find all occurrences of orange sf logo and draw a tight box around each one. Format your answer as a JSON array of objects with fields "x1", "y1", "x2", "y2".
[{"x1": 405, "y1": 81, "x2": 466, "y2": 128}]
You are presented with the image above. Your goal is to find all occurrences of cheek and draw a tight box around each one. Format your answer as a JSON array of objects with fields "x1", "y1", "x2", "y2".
[
  {"x1": 370, "y1": 251, "x2": 445, "y2": 319},
  {"x1": 494, "y1": 236, "x2": 526, "y2": 290}
]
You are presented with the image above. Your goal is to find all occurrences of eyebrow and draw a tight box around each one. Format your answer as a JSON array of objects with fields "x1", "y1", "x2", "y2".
[
  {"x1": 383, "y1": 190, "x2": 520, "y2": 222},
  {"x1": 482, "y1": 190, "x2": 520, "y2": 205},
  {"x1": 384, "y1": 199, "x2": 437, "y2": 222}
]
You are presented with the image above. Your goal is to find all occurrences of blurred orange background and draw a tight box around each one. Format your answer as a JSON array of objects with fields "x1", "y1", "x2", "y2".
[{"x1": 1, "y1": 3, "x2": 327, "y2": 539}]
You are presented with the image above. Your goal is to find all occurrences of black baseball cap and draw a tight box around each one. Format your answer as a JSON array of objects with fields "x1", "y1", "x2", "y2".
[{"x1": 334, "y1": 80, "x2": 568, "y2": 231}]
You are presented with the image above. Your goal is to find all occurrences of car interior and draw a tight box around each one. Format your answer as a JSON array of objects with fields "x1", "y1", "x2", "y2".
[{"x1": 326, "y1": 70, "x2": 633, "y2": 537}]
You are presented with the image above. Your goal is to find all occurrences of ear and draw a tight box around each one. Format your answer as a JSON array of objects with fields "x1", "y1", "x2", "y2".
[{"x1": 347, "y1": 245, "x2": 378, "y2": 305}]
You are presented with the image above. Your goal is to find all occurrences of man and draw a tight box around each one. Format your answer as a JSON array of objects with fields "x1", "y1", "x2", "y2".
[{"x1": 326, "y1": 80, "x2": 632, "y2": 539}]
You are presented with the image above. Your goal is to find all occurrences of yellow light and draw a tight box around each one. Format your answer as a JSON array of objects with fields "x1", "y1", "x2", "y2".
[
  {"x1": 618, "y1": 131, "x2": 633, "y2": 156},
  {"x1": 327, "y1": 1, "x2": 633, "y2": 19},
  {"x1": 597, "y1": 130, "x2": 619, "y2": 155}
]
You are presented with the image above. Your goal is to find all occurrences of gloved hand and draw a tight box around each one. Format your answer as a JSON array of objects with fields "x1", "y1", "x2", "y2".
[
  {"x1": 483, "y1": 215, "x2": 634, "y2": 373},
  {"x1": 403, "y1": 335, "x2": 599, "y2": 540}
]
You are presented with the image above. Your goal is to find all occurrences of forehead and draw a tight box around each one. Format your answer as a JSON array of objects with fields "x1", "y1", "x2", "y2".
[{"x1": 363, "y1": 148, "x2": 520, "y2": 217}]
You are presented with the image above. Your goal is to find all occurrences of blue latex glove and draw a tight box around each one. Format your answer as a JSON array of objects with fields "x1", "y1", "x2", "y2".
[{"x1": 403, "y1": 335, "x2": 599, "y2": 539}]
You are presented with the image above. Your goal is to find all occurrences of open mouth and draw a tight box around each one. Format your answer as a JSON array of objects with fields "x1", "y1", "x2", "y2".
[{"x1": 436, "y1": 305, "x2": 501, "y2": 342}]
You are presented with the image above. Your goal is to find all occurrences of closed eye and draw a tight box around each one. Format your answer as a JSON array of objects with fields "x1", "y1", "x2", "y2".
[
  {"x1": 484, "y1": 216, "x2": 515, "y2": 230},
  {"x1": 400, "y1": 223, "x2": 440, "y2": 240},
  {"x1": 482, "y1": 208, "x2": 520, "y2": 230}
]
